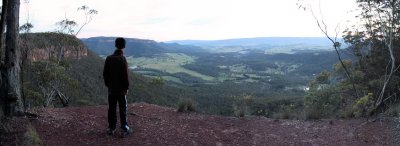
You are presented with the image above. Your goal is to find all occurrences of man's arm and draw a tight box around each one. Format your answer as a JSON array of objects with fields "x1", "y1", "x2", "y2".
[
  {"x1": 122, "y1": 57, "x2": 130, "y2": 91},
  {"x1": 103, "y1": 57, "x2": 110, "y2": 87}
]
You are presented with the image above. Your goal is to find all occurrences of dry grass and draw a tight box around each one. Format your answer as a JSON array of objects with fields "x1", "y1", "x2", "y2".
[{"x1": 21, "y1": 124, "x2": 42, "y2": 146}]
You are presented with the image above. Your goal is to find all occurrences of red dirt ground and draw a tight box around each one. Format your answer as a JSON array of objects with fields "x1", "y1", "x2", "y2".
[{"x1": 27, "y1": 103, "x2": 395, "y2": 146}]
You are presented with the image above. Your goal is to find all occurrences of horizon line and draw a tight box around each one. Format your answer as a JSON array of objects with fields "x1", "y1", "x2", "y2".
[{"x1": 78, "y1": 35, "x2": 341, "y2": 42}]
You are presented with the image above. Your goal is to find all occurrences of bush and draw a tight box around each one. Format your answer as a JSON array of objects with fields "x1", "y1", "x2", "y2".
[
  {"x1": 304, "y1": 85, "x2": 343, "y2": 119},
  {"x1": 352, "y1": 93, "x2": 375, "y2": 117},
  {"x1": 177, "y1": 99, "x2": 196, "y2": 112},
  {"x1": 23, "y1": 88, "x2": 44, "y2": 107},
  {"x1": 234, "y1": 107, "x2": 245, "y2": 118}
]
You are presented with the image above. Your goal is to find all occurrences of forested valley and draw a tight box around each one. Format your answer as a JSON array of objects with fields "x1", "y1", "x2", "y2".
[{"x1": 0, "y1": 0, "x2": 399, "y2": 145}]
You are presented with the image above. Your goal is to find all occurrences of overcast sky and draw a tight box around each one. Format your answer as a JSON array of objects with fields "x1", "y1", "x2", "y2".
[{"x1": 19, "y1": 0, "x2": 358, "y2": 41}]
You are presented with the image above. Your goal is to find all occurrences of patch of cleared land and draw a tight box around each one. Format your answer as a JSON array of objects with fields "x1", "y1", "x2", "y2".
[{"x1": 126, "y1": 53, "x2": 214, "y2": 81}]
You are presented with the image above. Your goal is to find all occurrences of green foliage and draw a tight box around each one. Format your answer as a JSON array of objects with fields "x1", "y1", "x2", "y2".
[
  {"x1": 332, "y1": 60, "x2": 353, "y2": 76},
  {"x1": 30, "y1": 61, "x2": 77, "y2": 88},
  {"x1": 338, "y1": 0, "x2": 400, "y2": 115},
  {"x1": 23, "y1": 87, "x2": 43, "y2": 107},
  {"x1": 24, "y1": 60, "x2": 78, "y2": 106},
  {"x1": 304, "y1": 85, "x2": 343, "y2": 119},
  {"x1": 150, "y1": 76, "x2": 165, "y2": 86},
  {"x1": 351, "y1": 70, "x2": 365, "y2": 83},
  {"x1": 315, "y1": 71, "x2": 330, "y2": 84},
  {"x1": 352, "y1": 93, "x2": 375, "y2": 117},
  {"x1": 309, "y1": 71, "x2": 330, "y2": 89},
  {"x1": 20, "y1": 33, "x2": 186, "y2": 109}
]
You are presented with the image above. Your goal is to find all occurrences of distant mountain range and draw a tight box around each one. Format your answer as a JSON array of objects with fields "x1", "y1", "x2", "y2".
[
  {"x1": 82, "y1": 37, "x2": 343, "y2": 56},
  {"x1": 166, "y1": 37, "x2": 336, "y2": 47},
  {"x1": 81, "y1": 37, "x2": 202, "y2": 56}
]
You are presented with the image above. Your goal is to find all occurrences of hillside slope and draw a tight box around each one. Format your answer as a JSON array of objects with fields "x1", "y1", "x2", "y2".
[
  {"x1": 65, "y1": 49, "x2": 182, "y2": 107},
  {"x1": 28, "y1": 103, "x2": 395, "y2": 146},
  {"x1": 21, "y1": 33, "x2": 184, "y2": 108}
]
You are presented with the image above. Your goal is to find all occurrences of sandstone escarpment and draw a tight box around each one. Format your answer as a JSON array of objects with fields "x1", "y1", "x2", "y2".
[{"x1": 20, "y1": 33, "x2": 88, "y2": 62}]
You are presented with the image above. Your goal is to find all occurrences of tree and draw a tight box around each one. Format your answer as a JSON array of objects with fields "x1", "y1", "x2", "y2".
[
  {"x1": 19, "y1": 22, "x2": 33, "y2": 33},
  {"x1": 55, "y1": 18, "x2": 77, "y2": 35},
  {"x1": 0, "y1": 0, "x2": 7, "y2": 55},
  {"x1": 75, "y1": 5, "x2": 98, "y2": 36},
  {"x1": 1, "y1": 0, "x2": 23, "y2": 116},
  {"x1": 55, "y1": 5, "x2": 98, "y2": 36},
  {"x1": 25, "y1": 5, "x2": 98, "y2": 107},
  {"x1": 29, "y1": 61, "x2": 76, "y2": 107},
  {"x1": 297, "y1": 0, "x2": 360, "y2": 98},
  {"x1": 19, "y1": 0, "x2": 32, "y2": 33},
  {"x1": 54, "y1": 5, "x2": 97, "y2": 63},
  {"x1": 342, "y1": 0, "x2": 400, "y2": 110},
  {"x1": 301, "y1": 0, "x2": 400, "y2": 118}
]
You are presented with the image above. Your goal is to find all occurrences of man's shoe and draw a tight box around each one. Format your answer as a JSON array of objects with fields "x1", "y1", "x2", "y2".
[
  {"x1": 121, "y1": 127, "x2": 133, "y2": 138},
  {"x1": 107, "y1": 128, "x2": 115, "y2": 135}
]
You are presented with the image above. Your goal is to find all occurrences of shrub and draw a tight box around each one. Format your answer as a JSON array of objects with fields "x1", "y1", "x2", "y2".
[
  {"x1": 352, "y1": 93, "x2": 375, "y2": 117},
  {"x1": 150, "y1": 76, "x2": 165, "y2": 86},
  {"x1": 177, "y1": 99, "x2": 196, "y2": 112},
  {"x1": 234, "y1": 107, "x2": 245, "y2": 118},
  {"x1": 23, "y1": 88, "x2": 44, "y2": 107},
  {"x1": 304, "y1": 85, "x2": 343, "y2": 119}
]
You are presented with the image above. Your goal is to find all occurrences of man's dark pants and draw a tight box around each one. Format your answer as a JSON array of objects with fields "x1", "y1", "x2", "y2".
[{"x1": 108, "y1": 94, "x2": 128, "y2": 130}]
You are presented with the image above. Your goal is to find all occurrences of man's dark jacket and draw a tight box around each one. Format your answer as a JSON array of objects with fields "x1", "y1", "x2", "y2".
[{"x1": 103, "y1": 49, "x2": 130, "y2": 95}]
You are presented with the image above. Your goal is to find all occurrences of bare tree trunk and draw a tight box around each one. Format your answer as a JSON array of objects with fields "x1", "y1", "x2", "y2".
[
  {"x1": 0, "y1": 0, "x2": 8, "y2": 51},
  {"x1": 2, "y1": 0, "x2": 23, "y2": 116},
  {"x1": 0, "y1": 0, "x2": 8, "y2": 118},
  {"x1": 376, "y1": 4, "x2": 397, "y2": 108}
]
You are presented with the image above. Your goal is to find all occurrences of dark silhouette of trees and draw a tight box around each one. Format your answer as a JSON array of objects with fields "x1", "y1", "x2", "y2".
[
  {"x1": 354, "y1": 0, "x2": 400, "y2": 108},
  {"x1": 301, "y1": 0, "x2": 400, "y2": 118}
]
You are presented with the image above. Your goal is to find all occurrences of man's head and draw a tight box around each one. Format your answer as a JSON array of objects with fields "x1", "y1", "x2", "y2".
[{"x1": 115, "y1": 37, "x2": 126, "y2": 49}]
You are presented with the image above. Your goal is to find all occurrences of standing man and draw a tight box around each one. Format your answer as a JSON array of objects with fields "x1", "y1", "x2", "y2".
[{"x1": 103, "y1": 37, "x2": 133, "y2": 137}]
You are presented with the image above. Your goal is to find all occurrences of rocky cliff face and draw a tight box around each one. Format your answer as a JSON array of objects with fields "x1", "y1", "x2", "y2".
[
  {"x1": 20, "y1": 33, "x2": 88, "y2": 62},
  {"x1": 28, "y1": 45, "x2": 87, "y2": 62}
]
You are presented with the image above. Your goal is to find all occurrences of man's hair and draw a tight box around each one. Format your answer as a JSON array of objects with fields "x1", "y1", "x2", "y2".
[{"x1": 115, "y1": 37, "x2": 126, "y2": 49}]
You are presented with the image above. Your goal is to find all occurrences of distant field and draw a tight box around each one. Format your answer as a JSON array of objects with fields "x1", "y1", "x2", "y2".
[
  {"x1": 126, "y1": 53, "x2": 215, "y2": 81},
  {"x1": 126, "y1": 53, "x2": 303, "y2": 84}
]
